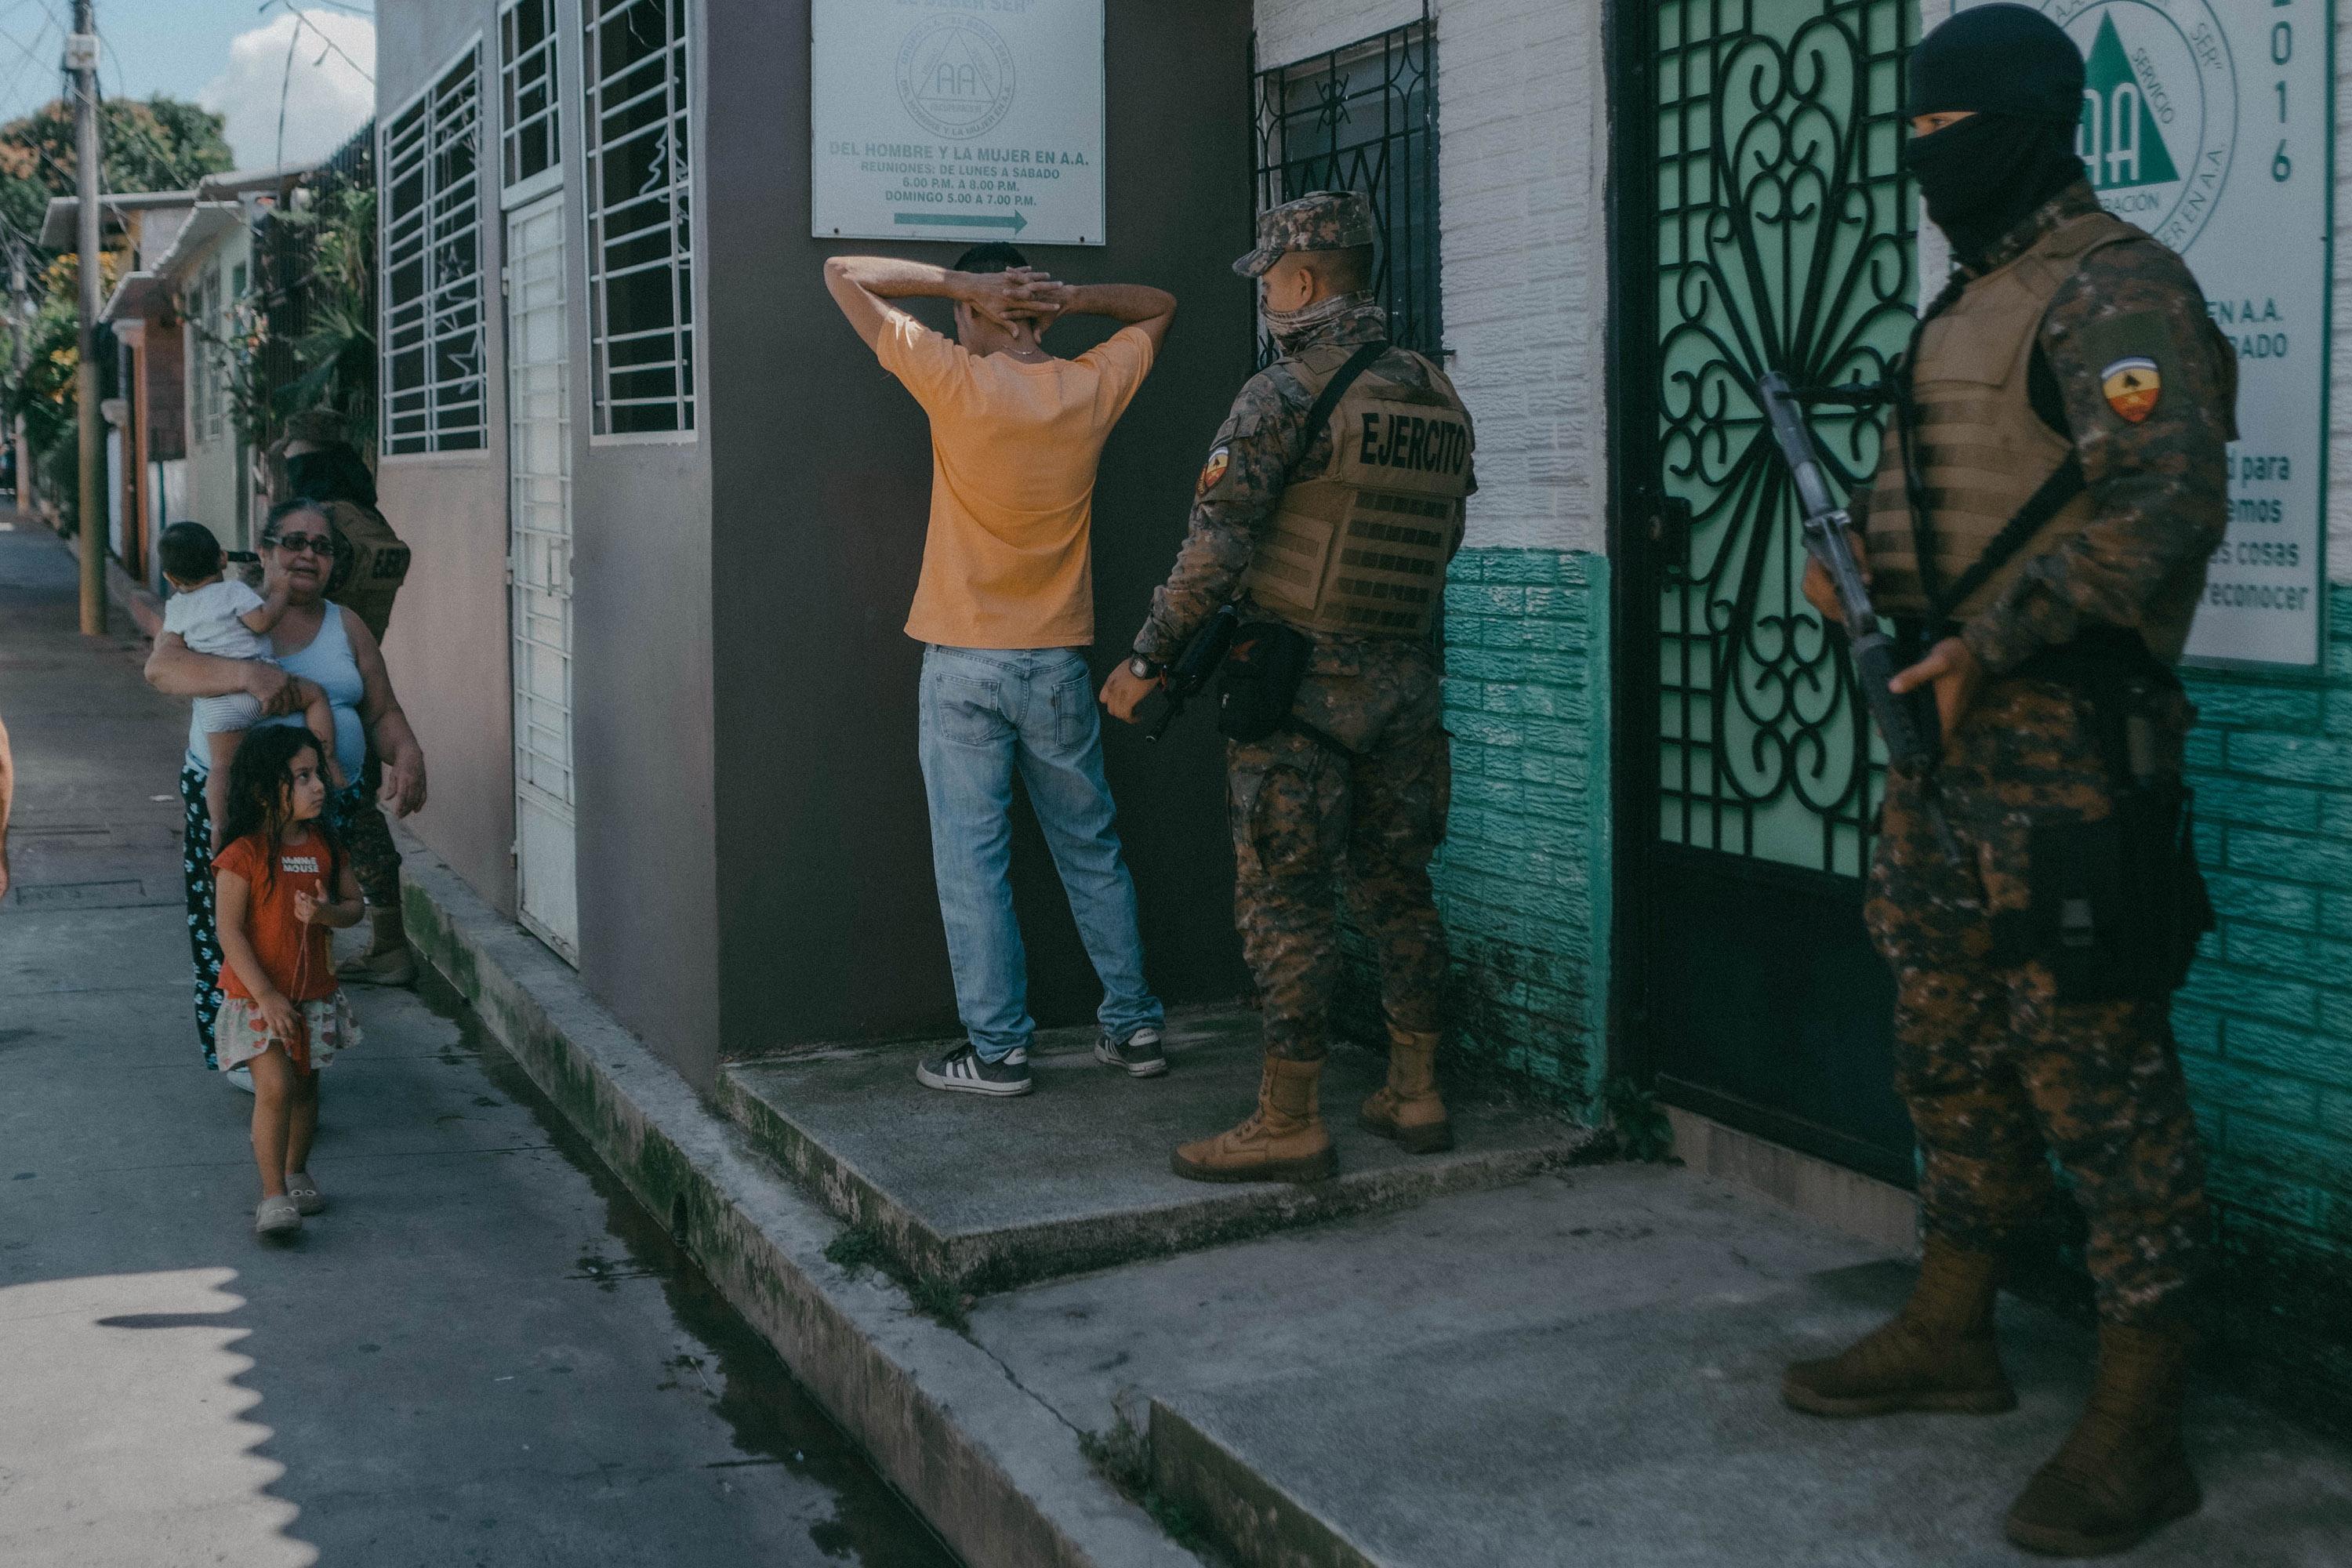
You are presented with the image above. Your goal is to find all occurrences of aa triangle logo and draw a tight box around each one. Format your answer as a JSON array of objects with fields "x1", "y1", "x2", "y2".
[{"x1": 2077, "y1": 13, "x2": 2181, "y2": 192}]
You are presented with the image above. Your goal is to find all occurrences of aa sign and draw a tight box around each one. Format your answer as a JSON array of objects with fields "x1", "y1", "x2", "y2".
[
  {"x1": 1955, "y1": 0, "x2": 2332, "y2": 668},
  {"x1": 810, "y1": 0, "x2": 1109, "y2": 248}
]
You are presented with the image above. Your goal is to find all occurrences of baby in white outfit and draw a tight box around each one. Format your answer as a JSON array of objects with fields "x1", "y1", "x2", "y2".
[{"x1": 159, "y1": 521, "x2": 345, "y2": 848}]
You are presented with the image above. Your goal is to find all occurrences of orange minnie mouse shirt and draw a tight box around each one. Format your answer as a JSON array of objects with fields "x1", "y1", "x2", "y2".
[{"x1": 213, "y1": 833, "x2": 338, "y2": 1002}]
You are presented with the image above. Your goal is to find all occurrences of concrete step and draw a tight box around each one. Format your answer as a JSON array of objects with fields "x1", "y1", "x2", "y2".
[
  {"x1": 1145, "y1": 1262, "x2": 2352, "y2": 1568},
  {"x1": 719, "y1": 1008, "x2": 1596, "y2": 1294}
]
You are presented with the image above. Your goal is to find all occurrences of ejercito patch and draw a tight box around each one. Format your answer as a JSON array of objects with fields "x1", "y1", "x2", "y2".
[
  {"x1": 2100, "y1": 356, "x2": 2162, "y2": 423},
  {"x1": 1197, "y1": 446, "x2": 1232, "y2": 495}
]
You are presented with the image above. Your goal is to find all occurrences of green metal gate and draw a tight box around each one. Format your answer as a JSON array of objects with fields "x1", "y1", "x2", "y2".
[{"x1": 1616, "y1": 0, "x2": 1921, "y2": 1182}]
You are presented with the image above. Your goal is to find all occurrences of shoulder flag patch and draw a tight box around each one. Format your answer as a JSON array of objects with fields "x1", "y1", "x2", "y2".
[
  {"x1": 2100, "y1": 356, "x2": 2162, "y2": 423},
  {"x1": 1197, "y1": 445, "x2": 1232, "y2": 495}
]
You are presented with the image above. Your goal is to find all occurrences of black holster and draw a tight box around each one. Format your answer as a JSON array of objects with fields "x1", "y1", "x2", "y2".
[
  {"x1": 1217, "y1": 622, "x2": 1314, "y2": 742},
  {"x1": 1986, "y1": 630, "x2": 2216, "y2": 1004}
]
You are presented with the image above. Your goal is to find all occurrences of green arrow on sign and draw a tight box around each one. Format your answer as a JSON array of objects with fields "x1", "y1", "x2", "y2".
[{"x1": 896, "y1": 210, "x2": 1029, "y2": 233}]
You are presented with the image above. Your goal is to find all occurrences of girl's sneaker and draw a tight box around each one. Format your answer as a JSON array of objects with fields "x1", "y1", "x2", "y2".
[
  {"x1": 284, "y1": 1173, "x2": 325, "y2": 1215},
  {"x1": 916, "y1": 1044, "x2": 1032, "y2": 1097},
  {"x1": 255, "y1": 1195, "x2": 302, "y2": 1236}
]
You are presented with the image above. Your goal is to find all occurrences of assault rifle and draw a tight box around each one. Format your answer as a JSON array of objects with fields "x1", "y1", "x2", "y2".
[
  {"x1": 1147, "y1": 604, "x2": 1240, "y2": 742},
  {"x1": 1755, "y1": 372, "x2": 1940, "y2": 771}
]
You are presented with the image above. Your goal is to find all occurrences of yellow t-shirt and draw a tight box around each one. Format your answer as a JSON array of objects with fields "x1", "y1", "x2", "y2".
[{"x1": 876, "y1": 318, "x2": 1156, "y2": 648}]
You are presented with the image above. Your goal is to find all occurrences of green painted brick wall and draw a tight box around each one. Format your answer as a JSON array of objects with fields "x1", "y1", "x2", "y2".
[
  {"x1": 2174, "y1": 586, "x2": 2352, "y2": 1401},
  {"x1": 1334, "y1": 546, "x2": 1613, "y2": 1109}
]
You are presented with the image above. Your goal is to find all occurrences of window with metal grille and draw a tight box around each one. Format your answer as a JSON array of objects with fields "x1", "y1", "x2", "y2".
[
  {"x1": 583, "y1": 0, "x2": 694, "y2": 437},
  {"x1": 195, "y1": 264, "x2": 223, "y2": 442},
  {"x1": 501, "y1": 0, "x2": 561, "y2": 197},
  {"x1": 1250, "y1": 17, "x2": 1439, "y2": 361},
  {"x1": 381, "y1": 46, "x2": 487, "y2": 456}
]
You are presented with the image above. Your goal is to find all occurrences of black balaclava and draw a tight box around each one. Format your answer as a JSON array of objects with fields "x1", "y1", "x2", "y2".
[
  {"x1": 1903, "y1": 4, "x2": 2089, "y2": 268},
  {"x1": 285, "y1": 444, "x2": 378, "y2": 510}
]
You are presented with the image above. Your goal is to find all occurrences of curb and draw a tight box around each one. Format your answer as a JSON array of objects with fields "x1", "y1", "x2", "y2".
[{"x1": 397, "y1": 843, "x2": 1201, "y2": 1568}]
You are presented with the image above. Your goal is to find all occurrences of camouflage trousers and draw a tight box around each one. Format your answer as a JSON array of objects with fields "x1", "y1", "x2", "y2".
[
  {"x1": 1228, "y1": 636, "x2": 1450, "y2": 1062},
  {"x1": 1867, "y1": 677, "x2": 2209, "y2": 1324}
]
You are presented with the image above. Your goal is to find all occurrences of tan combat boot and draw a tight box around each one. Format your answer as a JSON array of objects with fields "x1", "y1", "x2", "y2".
[
  {"x1": 2005, "y1": 1320, "x2": 2201, "y2": 1557},
  {"x1": 1360, "y1": 1029, "x2": 1453, "y2": 1153},
  {"x1": 1171, "y1": 1057, "x2": 1338, "y2": 1185},
  {"x1": 1782, "y1": 1237, "x2": 2016, "y2": 1417}
]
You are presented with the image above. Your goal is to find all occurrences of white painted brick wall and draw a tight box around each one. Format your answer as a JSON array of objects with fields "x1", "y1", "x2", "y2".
[
  {"x1": 1255, "y1": 0, "x2": 1611, "y2": 554},
  {"x1": 2330, "y1": 4, "x2": 2352, "y2": 583}
]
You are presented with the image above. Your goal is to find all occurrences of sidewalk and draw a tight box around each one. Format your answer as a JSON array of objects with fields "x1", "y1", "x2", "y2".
[
  {"x1": 0, "y1": 521, "x2": 953, "y2": 1567},
  {"x1": 384, "y1": 688, "x2": 2352, "y2": 1560}
]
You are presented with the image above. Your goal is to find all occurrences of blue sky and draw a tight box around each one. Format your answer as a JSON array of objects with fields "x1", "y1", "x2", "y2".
[{"x1": 0, "y1": 0, "x2": 375, "y2": 169}]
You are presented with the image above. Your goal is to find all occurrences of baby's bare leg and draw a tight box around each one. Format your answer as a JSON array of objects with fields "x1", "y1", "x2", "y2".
[
  {"x1": 205, "y1": 731, "x2": 243, "y2": 853},
  {"x1": 291, "y1": 677, "x2": 346, "y2": 787}
]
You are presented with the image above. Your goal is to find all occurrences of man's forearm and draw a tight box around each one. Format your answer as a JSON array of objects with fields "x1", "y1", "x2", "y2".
[
  {"x1": 829, "y1": 256, "x2": 972, "y2": 303},
  {"x1": 1065, "y1": 282, "x2": 1174, "y2": 325}
]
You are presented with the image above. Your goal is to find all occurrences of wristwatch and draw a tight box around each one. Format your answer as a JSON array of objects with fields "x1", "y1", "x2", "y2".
[{"x1": 1128, "y1": 655, "x2": 1163, "y2": 681}]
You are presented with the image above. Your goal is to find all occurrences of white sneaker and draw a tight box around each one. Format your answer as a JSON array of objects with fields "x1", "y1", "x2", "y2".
[
  {"x1": 255, "y1": 1195, "x2": 301, "y2": 1236},
  {"x1": 223, "y1": 1065, "x2": 255, "y2": 1094}
]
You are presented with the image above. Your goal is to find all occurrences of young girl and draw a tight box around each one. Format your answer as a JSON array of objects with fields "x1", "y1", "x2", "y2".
[{"x1": 212, "y1": 727, "x2": 365, "y2": 1236}]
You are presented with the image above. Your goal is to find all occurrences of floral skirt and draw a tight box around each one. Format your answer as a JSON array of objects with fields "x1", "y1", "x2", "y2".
[{"x1": 215, "y1": 991, "x2": 362, "y2": 1073}]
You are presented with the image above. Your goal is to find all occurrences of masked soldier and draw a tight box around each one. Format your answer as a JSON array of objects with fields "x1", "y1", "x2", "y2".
[
  {"x1": 268, "y1": 408, "x2": 411, "y2": 645},
  {"x1": 1101, "y1": 191, "x2": 1475, "y2": 1184},
  {"x1": 1786, "y1": 8, "x2": 2234, "y2": 1556}
]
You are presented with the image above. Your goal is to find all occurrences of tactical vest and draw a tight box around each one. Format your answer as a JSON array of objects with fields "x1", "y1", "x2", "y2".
[
  {"x1": 1861, "y1": 209, "x2": 2211, "y2": 663},
  {"x1": 1241, "y1": 343, "x2": 1473, "y2": 638},
  {"x1": 320, "y1": 498, "x2": 411, "y2": 644}
]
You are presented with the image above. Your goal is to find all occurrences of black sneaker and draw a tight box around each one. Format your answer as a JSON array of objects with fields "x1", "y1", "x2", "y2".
[
  {"x1": 916, "y1": 1044, "x2": 1033, "y2": 1097},
  {"x1": 1095, "y1": 1025, "x2": 1168, "y2": 1078}
]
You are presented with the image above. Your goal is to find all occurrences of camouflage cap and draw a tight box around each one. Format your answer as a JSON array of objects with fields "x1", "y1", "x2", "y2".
[{"x1": 1232, "y1": 191, "x2": 1376, "y2": 278}]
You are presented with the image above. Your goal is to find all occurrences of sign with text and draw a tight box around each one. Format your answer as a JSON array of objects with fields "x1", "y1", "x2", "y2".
[
  {"x1": 811, "y1": 0, "x2": 1107, "y2": 247},
  {"x1": 1955, "y1": 0, "x2": 2332, "y2": 666}
]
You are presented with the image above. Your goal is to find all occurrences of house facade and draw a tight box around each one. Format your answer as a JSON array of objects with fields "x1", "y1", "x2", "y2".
[{"x1": 377, "y1": 0, "x2": 2352, "y2": 1410}]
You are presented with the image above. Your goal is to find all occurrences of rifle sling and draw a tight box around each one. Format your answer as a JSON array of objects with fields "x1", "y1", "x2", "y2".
[
  {"x1": 1297, "y1": 339, "x2": 1392, "y2": 471},
  {"x1": 1931, "y1": 453, "x2": 2088, "y2": 622}
]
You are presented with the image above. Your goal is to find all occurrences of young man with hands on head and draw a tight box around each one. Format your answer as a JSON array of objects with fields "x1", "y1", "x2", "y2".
[{"x1": 822, "y1": 248, "x2": 1176, "y2": 1098}]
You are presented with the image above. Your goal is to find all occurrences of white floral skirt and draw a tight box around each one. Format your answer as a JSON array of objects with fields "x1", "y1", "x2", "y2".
[{"x1": 214, "y1": 991, "x2": 361, "y2": 1072}]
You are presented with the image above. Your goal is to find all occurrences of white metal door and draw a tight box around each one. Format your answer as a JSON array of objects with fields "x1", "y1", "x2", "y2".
[{"x1": 506, "y1": 191, "x2": 578, "y2": 960}]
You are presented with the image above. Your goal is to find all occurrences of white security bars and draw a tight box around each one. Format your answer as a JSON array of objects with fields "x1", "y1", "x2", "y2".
[
  {"x1": 583, "y1": 0, "x2": 695, "y2": 437},
  {"x1": 500, "y1": 0, "x2": 561, "y2": 198},
  {"x1": 382, "y1": 46, "x2": 488, "y2": 456}
]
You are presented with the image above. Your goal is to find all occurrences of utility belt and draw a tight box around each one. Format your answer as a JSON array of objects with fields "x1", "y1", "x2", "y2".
[
  {"x1": 1214, "y1": 617, "x2": 1360, "y2": 758},
  {"x1": 1964, "y1": 625, "x2": 2216, "y2": 1003}
]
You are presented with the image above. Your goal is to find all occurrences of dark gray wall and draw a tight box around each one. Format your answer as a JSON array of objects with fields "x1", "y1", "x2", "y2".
[
  {"x1": 706, "y1": 0, "x2": 1258, "y2": 1052},
  {"x1": 382, "y1": 0, "x2": 722, "y2": 1083},
  {"x1": 376, "y1": 2, "x2": 517, "y2": 924}
]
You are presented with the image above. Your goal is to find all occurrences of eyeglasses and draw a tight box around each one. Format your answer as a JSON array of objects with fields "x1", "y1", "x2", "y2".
[{"x1": 270, "y1": 532, "x2": 334, "y2": 556}]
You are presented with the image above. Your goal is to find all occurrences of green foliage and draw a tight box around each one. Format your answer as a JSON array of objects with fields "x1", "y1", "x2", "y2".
[
  {"x1": 1, "y1": 252, "x2": 120, "y2": 530},
  {"x1": 0, "y1": 96, "x2": 233, "y2": 244},
  {"x1": 1078, "y1": 1400, "x2": 1229, "y2": 1561},
  {"x1": 820, "y1": 1223, "x2": 971, "y2": 1333},
  {"x1": 266, "y1": 185, "x2": 378, "y2": 459},
  {"x1": 1595, "y1": 1075, "x2": 1676, "y2": 1163}
]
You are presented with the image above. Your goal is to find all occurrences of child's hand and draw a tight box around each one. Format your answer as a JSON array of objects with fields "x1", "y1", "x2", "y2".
[
  {"x1": 260, "y1": 991, "x2": 302, "y2": 1041},
  {"x1": 295, "y1": 883, "x2": 321, "y2": 925}
]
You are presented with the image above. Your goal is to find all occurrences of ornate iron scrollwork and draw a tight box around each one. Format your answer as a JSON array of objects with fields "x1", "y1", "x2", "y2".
[{"x1": 1653, "y1": 0, "x2": 1916, "y2": 878}]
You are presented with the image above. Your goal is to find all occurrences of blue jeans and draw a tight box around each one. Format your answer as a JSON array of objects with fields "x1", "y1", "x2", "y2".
[{"x1": 918, "y1": 645, "x2": 1163, "y2": 1062}]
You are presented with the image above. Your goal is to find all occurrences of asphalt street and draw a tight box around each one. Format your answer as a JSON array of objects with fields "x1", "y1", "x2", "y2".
[{"x1": 0, "y1": 518, "x2": 956, "y2": 1567}]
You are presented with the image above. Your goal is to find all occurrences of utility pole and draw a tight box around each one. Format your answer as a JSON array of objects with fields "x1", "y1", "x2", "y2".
[{"x1": 68, "y1": 7, "x2": 103, "y2": 635}]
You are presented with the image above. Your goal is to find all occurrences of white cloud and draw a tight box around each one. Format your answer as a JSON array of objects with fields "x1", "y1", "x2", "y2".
[{"x1": 199, "y1": 12, "x2": 376, "y2": 171}]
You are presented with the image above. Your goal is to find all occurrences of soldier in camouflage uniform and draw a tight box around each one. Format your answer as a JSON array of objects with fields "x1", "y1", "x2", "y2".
[
  {"x1": 1101, "y1": 191, "x2": 1475, "y2": 1184},
  {"x1": 1784, "y1": 9, "x2": 2231, "y2": 1557}
]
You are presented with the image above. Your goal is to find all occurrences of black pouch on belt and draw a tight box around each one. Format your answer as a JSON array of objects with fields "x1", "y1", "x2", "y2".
[
  {"x1": 1217, "y1": 622, "x2": 1314, "y2": 743},
  {"x1": 1989, "y1": 636, "x2": 2216, "y2": 1002}
]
